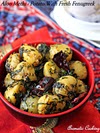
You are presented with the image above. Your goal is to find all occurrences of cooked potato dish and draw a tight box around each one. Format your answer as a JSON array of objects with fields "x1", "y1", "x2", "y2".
[
  {"x1": 20, "y1": 95, "x2": 39, "y2": 113},
  {"x1": 53, "y1": 75, "x2": 76, "y2": 98},
  {"x1": 43, "y1": 60, "x2": 60, "y2": 79},
  {"x1": 4, "y1": 73, "x2": 15, "y2": 87},
  {"x1": 49, "y1": 44, "x2": 72, "y2": 62},
  {"x1": 69, "y1": 61, "x2": 87, "y2": 79},
  {"x1": 4, "y1": 82, "x2": 25, "y2": 105},
  {"x1": 11, "y1": 61, "x2": 37, "y2": 82},
  {"x1": 75, "y1": 79, "x2": 87, "y2": 94},
  {"x1": 4, "y1": 43, "x2": 88, "y2": 114},
  {"x1": 38, "y1": 94, "x2": 66, "y2": 114},
  {"x1": 5, "y1": 53, "x2": 20, "y2": 72},
  {"x1": 19, "y1": 44, "x2": 42, "y2": 66}
]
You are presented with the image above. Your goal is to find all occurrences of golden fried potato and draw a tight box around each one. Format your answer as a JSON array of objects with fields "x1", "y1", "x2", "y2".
[
  {"x1": 69, "y1": 61, "x2": 87, "y2": 79},
  {"x1": 11, "y1": 61, "x2": 37, "y2": 81},
  {"x1": 5, "y1": 53, "x2": 20, "y2": 72},
  {"x1": 49, "y1": 44, "x2": 72, "y2": 62},
  {"x1": 4, "y1": 82, "x2": 25, "y2": 105},
  {"x1": 76, "y1": 79, "x2": 87, "y2": 94},
  {"x1": 38, "y1": 94, "x2": 59, "y2": 114},
  {"x1": 38, "y1": 94, "x2": 66, "y2": 114},
  {"x1": 53, "y1": 75, "x2": 76, "y2": 97},
  {"x1": 19, "y1": 44, "x2": 42, "y2": 66},
  {"x1": 43, "y1": 60, "x2": 60, "y2": 79},
  {"x1": 20, "y1": 95, "x2": 39, "y2": 113},
  {"x1": 4, "y1": 73, "x2": 15, "y2": 87}
]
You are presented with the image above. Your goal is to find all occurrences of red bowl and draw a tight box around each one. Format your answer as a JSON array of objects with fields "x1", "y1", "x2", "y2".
[{"x1": 0, "y1": 41, "x2": 94, "y2": 127}]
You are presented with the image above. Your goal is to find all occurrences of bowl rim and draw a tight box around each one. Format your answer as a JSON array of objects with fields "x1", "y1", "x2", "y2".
[{"x1": 0, "y1": 41, "x2": 94, "y2": 118}]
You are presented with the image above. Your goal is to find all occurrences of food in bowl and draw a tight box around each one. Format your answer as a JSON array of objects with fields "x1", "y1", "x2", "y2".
[{"x1": 3, "y1": 43, "x2": 88, "y2": 115}]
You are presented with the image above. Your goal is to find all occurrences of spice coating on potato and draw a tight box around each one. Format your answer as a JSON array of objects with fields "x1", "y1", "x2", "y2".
[
  {"x1": 69, "y1": 61, "x2": 87, "y2": 79},
  {"x1": 43, "y1": 60, "x2": 60, "y2": 79},
  {"x1": 11, "y1": 61, "x2": 37, "y2": 81},
  {"x1": 36, "y1": 43, "x2": 50, "y2": 60},
  {"x1": 19, "y1": 44, "x2": 42, "y2": 66},
  {"x1": 76, "y1": 79, "x2": 87, "y2": 94},
  {"x1": 38, "y1": 94, "x2": 66, "y2": 114},
  {"x1": 4, "y1": 73, "x2": 15, "y2": 87},
  {"x1": 53, "y1": 75, "x2": 76, "y2": 97},
  {"x1": 5, "y1": 53, "x2": 20, "y2": 72},
  {"x1": 20, "y1": 95, "x2": 39, "y2": 113},
  {"x1": 49, "y1": 44, "x2": 72, "y2": 62},
  {"x1": 4, "y1": 82, "x2": 25, "y2": 105}
]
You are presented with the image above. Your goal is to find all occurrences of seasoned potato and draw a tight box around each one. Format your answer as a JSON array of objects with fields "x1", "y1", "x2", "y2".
[
  {"x1": 69, "y1": 61, "x2": 87, "y2": 79},
  {"x1": 76, "y1": 79, "x2": 87, "y2": 94},
  {"x1": 11, "y1": 61, "x2": 37, "y2": 81},
  {"x1": 53, "y1": 75, "x2": 76, "y2": 97},
  {"x1": 36, "y1": 43, "x2": 50, "y2": 59},
  {"x1": 38, "y1": 94, "x2": 66, "y2": 114},
  {"x1": 5, "y1": 53, "x2": 20, "y2": 72},
  {"x1": 49, "y1": 44, "x2": 72, "y2": 62},
  {"x1": 4, "y1": 82, "x2": 25, "y2": 105},
  {"x1": 3, "y1": 43, "x2": 89, "y2": 114},
  {"x1": 4, "y1": 73, "x2": 15, "y2": 87},
  {"x1": 19, "y1": 44, "x2": 42, "y2": 66},
  {"x1": 20, "y1": 95, "x2": 39, "y2": 113},
  {"x1": 43, "y1": 60, "x2": 60, "y2": 79}
]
